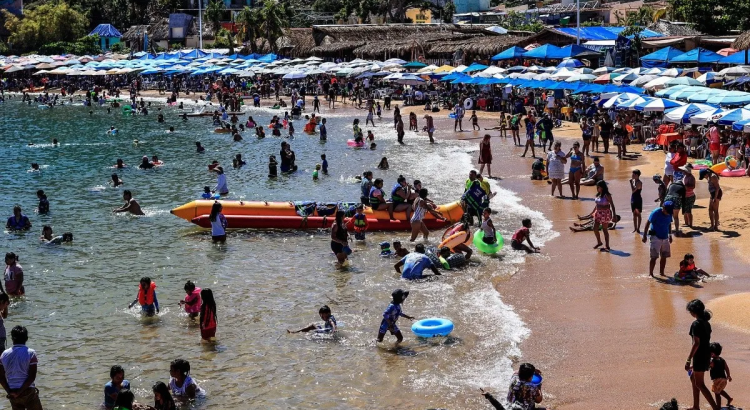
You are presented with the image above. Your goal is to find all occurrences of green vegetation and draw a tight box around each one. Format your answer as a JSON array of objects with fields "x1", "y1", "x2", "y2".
[
  {"x1": 668, "y1": 0, "x2": 750, "y2": 35},
  {"x1": 2, "y1": 1, "x2": 90, "y2": 53}
]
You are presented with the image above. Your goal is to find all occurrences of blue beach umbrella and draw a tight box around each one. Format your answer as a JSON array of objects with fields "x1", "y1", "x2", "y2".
[
  {"x1": 556, "y1": 58, "x2": 583, "y2": 69},
  {"x1": 635, "y1": 98, "x2": 684, "y2": 112},
  {"x1": 491, "y1": 46, "x2": 527, "y2": 61},
  {"x1": 715, "y1": 108, "x2": 750, "y2": 125},
  {"x1": 663, "y1": 103, "x2": 717, "y2": 123}
]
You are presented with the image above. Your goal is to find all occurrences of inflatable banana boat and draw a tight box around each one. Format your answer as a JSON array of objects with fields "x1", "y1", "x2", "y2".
[{"x1": 171, "y1": 200, "x2": 464, "y2": 231}]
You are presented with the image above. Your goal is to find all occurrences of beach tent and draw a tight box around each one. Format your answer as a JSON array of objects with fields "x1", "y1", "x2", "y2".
[
  {"x1": 635, "y1": 98, "x2": 684, "y2": 112},
  {"x1": 718, "y1": 50, "x2": 750, "y2": 65},
  {"x1": 640, "y1": 46, "x2": 684, "y2": 68},
  {"x1": 669, "y1": 48, "x2": 722, "y2": 64},
  {"x1": 491, "y1": 46, "x2": 527, "y2": 61},
  {"x1": 663, "y1": 103, "x2": 716, "y2": 123},
  {"x1": 523, "y1": 44, "x2": 564, "y2": 60},
  {"x1": 402, "y1": 61, "x2": 428, "y2": 69}
]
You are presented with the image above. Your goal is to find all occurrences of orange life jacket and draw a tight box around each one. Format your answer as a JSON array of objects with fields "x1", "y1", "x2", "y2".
[{"x1": 138, "y1": 282, "x2": 157, "y2": 305}]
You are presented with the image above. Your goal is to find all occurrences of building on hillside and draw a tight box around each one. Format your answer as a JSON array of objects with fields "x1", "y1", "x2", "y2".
[
  {"x1": 405, "y1": 8, "x2": 438, "y2": 24},
  {"x1": 89, "y1": 24, "x2": 122, "y2": 51},
  {"x1": 0, "y1": 0, "x2": 22, "y2": 15},
  {"x1": 121, "y1": 16, "x2": 215, "y2": 51},
  {"x1": 454, "y1": 0, "x2": 490, "y2": 13}
]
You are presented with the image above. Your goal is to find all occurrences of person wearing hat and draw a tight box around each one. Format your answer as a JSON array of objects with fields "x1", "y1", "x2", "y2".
[
  {"x1": 680, "y1": 163, "x2": 696, "y2": 228},
  {"x1": 642, "y1": 201, "x2": 674, "y2": 277},
  {"x1": 377, "y1": 289, "x2": 415, "y2": 344},
  {"x1": 700, "y1": 169, "x2": 722, "y2": 231}
]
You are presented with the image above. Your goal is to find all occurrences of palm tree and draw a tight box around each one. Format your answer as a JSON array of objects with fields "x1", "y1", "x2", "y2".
[
  {"x1": 235, "y1": 6, "x2": 262, "y2": 52},
  {"x1": 259, "y1": 0, "x2": 290, "y2": 52},
  {"x1": 205, "y1": 0, "x2": 226, "y2": 36}
]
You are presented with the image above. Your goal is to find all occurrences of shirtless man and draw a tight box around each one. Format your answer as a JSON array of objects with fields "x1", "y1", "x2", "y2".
[
  {"x1": 113, "y1": 190, "x2": 144, "y2": 215},
  {"x1": 424, "y1": 114, "x2": 435, "y2": 143}
]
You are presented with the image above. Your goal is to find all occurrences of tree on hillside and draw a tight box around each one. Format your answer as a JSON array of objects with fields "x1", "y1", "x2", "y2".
[
  {"x1": 205, "y1": 0, "x2": 226, "y2": 36},
  {"x1": 2, "y1": 1, "x2": 89, "y2": 53},
  {"x1": 235, "y1": 5, "x2": 262, "y2": 52},
  {"x1": 259, "y1": 0, "x2": 290, "y2": 52},
  {"x1": 668, "y1": 0, "x2": 750, "y2": 35}
]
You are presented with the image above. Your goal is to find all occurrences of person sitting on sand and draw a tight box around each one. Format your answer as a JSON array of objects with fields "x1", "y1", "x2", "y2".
[
  {"x1": 578, "y1": 157, "x2": 604, "y2": 186},
  {"x1": 288, "y1": 305, "x2": 337, "y2": 334},
  {"x1": 113, "y1": 190, "x2": 145, "y2": 215},
  {"x1": 570, "y1": 214, "x2": 620, "y2": 233},
  {"x1": 677, "y1": 253, "x2": 711, "y2": 281},
  {"x1": 511, "y1": 219, "x2": 540, "y2": 254}
]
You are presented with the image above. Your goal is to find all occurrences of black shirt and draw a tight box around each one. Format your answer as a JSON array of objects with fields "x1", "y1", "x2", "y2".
[
  {"x1": 710, "y1": 357, "x2": 727, "y2": 380},
  {"x1": 689, "y1": 318, "x2": 712, "y2": 361},
  {"x1": 600, "y1": 121, "x2": 613, "y2": 136},
  {"x1": 667, "y1": 181, "x2": 686, "y2": 200}
]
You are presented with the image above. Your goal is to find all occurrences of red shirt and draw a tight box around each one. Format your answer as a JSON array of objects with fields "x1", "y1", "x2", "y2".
[
  {"x1": 670, "y1": 152, "x2": 687, "y2": 169},
  {"x1": 512, "y1": 227, "x2": 529, "y2": 242}
]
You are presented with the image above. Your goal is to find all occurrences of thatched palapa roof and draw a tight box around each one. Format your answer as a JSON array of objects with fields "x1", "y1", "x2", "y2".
[
  {"x1": 647, "y1": 20, "x2": 703, "y2": 37},
  {"x1": 122, "y1": 19, "x2": 216, "y2": 42},
  {"x1": 733, "y1": 31, "x2": 750, "y2": 50}
]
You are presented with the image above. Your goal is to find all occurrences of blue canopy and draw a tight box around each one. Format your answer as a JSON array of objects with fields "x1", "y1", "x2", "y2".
[
  {"x1": 641, "y1": 46, "x2": 684, "y2": 63},
  {"x1": 572, "y1": 83, "x2": 605, "y2": 94},
  {"x1": 137, "y1": 53, "x2": 156, "y2": 60},
  {"x1": 557, "y1": 44, "x2": 601, "y2": 59},
  {"x1": 732, "y1": 118, "x2": 750, "y2": 131},
  {"x1": 464, "y1": 62, "x2": 489, "y2": 72},
  {"x1": 718, "y1": 50, "x2": 750, "y2": 65},
  {"x1": 553, "y1": 26, "x2": 663, "y2": 41},
  {"x1": 89, "y1": 24, "x2": 122, "y2": 38},
  {"x1": 256, "y1": 53, "x2": 277, "y2": 63},
  {"x1": 669, "y1": 47, "x2": 722, "y2": 64},
  {"x1": 523, "y1": 44, "x2": 565, "y2": 60},
  {"x1": 491, "y1": 46, "x2": 527, "y2": 61},
  {"x1": 180, "y1": 50, "x2": 208, "y2": 59}
]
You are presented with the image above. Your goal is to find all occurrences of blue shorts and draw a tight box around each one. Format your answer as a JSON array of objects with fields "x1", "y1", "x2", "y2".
[
  {"x1": 141, "y1": 304, "x2": 156, "y2": 314},
  {"x1": 379, "y1": 319, "x2": 399, "y2": 334}
]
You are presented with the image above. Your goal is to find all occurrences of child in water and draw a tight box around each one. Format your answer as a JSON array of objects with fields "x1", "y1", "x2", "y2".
[
  {"x1": 377, "y1": 157, "x2": 389, "y2": 170},
  {"x1": 169, "y1": 359, "x2": 204, "y2": 399},
  {"x1": 128, "y1": 277, "x2": 160, "y2": 316},
  {"x1": 709, "y1": 342, "x2": 733, "y2": 408},
  {"x1": 379, "y1": 241, "x2": 392, "y2": 256},
  {"x1": 677, "y1": 253, "x2": 711, "y2": 281},
  {"x1": 40, "y1": 225, "x2": 73, "y2": 244},
  {"x1": 511, "y1": 219, "x2": 540, "y2": 253},
  {"x1": 288, "y1": 121, "x2": 295, "y2": 138},
  {"x1": 179, "y1": 281, "x2": 202, "y2": 320},
  {"x1": 481, "y1": 208, "x2": 497, "y2": 245},
  {"x1": 110, "y1": 174, "x2": 124, "y2": 187},
  {"x1": 313, "y1": 164, "x2": 321, "y2": 180},
  {"x1": 376, "y1": 102, "x2": 382, "y2": 119},
  {"x1": 377, "y1": 289, "x2": 414, "y2": 344},
  {"x1": 36, "y1": 189, "x2": 49, "y2": 213},
  {"x1": 104, "y1": 365, "x2": 130, "y2": 410},
  {"x1": 393, "y1": 240, "x2": 409, "y2": 257},
  {"x1": 152, "y1": 381, "x2": 177, "y2": 410},
  {"x1": 268, "y1": 155, "x2": 278, "y2": 178},
  {"x1": 471, "y1": 110, "x2": 479, "y2": 130},
  {"x1": 201, "y1": 186, "x2": 216, "y2": 199},
  {"x1": 288, "y1": 305, "x2": 337, "y2": 334},
  {"x1": 321, "y1": 154, "x2": 328, "y2": 175},
  {"x1": 350, "y1": 203, "x2": 368, "y2": 240},
  {"x1": 199, "y1": 288, "x2": 217, "y2": 342}
]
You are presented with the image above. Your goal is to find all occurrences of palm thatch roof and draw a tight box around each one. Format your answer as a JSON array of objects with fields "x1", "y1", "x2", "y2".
[
  {"x1": 733, "y1": 31, "x2": 750, "y2": 50},
  {"x1": 427, "y1": 35, "x2": 529, "y2": 56},
  {"x1": 121, "y1": 19, "x2": 216, "y2": 42},
  {"x1": 647, "y1": 20, "x2": 702, "y2": 37}
]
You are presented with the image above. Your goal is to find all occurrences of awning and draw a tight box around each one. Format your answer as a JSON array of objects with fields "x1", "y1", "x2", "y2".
[{"x1": 643, "y1": 37, "x2": 687, "y2": 47}]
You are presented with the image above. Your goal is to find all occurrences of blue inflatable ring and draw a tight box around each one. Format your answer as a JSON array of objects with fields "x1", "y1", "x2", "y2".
[
  {"x1": 473, "y1": 231, "x2": 504, "y2": 254},
  {"x1": 411, "y1": 317, "x2": 454, "y2": 338}
]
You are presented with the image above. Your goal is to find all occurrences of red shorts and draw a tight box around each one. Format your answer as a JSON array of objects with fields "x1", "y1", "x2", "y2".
[
  {"x1": 709, "y1": 143, "x2": 720, "y2": 152},
  {"x1": 720, "y1": 145, "x2": 728, "y2": 156},
  {"x1": 201, "y1": 327, "x2": 216, "y2": 340}
]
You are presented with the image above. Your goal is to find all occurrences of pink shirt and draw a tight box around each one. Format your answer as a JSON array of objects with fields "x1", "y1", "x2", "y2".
[{"x1": 184, "y1": 288, "x2": 202, "y2": 314}]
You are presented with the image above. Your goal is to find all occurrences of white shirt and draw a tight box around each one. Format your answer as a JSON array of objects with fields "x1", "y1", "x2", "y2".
[
  {"x1": 1, "y1": 345, "x2": 37, "y2": 389},
  {"x1": 215, "y1": 174, "x2": 228, "y2": 194},
  {"x1": 664, "y1": 152, "x2": 674, "y2": 176},
  {"x1": 546, "y1": 96, "x2": 555, "y2": 108},
  {"x1": 363, "y1": 79, "x2": 370, "y2": 88}
]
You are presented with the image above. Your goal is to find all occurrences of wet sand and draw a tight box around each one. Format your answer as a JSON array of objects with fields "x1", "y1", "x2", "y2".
[{"x1": 473, "y1": 119, "x2": 750, "y2": 409}]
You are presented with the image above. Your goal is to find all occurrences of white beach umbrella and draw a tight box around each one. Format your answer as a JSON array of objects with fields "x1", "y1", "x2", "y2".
[
  {"x1": 592, "y1": 67, "x2": 616, "y2": 74},
  {"x1": 643, "y1": 76, "x2": 673, "y2": 90},
  {"x1": 660, "y1": 68, "x2": 681, "y2": 77},
  {"x1": 630, "y1": 75, "x2": 659, "y2": 87},
  {"x1": 718, "y1": 66, "x2": 750, "y2": 78}
]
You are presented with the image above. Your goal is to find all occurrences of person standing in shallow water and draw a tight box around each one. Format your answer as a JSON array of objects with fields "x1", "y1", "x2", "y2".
[
  {"x1": 0, "y1": 326, "x2": 42, "y2": 410},
  {"x1": 685, "y1": 299, "x2": 719, "y2": 410},
  {"x1": 478, "y1": 134, "x2": 493, "y2": 179}
]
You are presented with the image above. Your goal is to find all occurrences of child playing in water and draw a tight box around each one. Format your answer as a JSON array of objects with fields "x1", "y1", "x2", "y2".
[
  {"x1": 313, "y1": 164, "x2": 321, "y2": 180},
  {"x1": 152, "y1": 381, "x2": 177, "y2": 410},
  {"x1": 393, "y1": 240, "x2": 408, "y2": 257},
  {"x1": 531, "y1": 158, "x2": 545, "y2": 180},
  {"x1": 349, "y1": 204, "x2": 368, "y2": 240},
  {"x1": 319, "y1": 118, "x2": 327, "y2": 141},
  {"x1": 377, "y1": 289, "x2": 414, "y2": 344},
  {"x1": 288, "y1": 305, "x2": 337, "y2": 334},
  {"x1": 104, "y1": 365, "x2": 131, "y2": 409},
  {"x1": 379, "y1": 241, "x2": 392, "y2": 256},
  {"x1": 511, "y1": 219, "x2": 539, "y2": 254},
  {"x1": 409, "y1": 112, "x2": 417, "y2": 131},
  {"x1": 169, "y1": 359, "x2": 204, "y2": 399},
  {"x1": 709, "y1": 342, "x2": 733, "y2": 408},
  {"x1": 199, "y1": 288, "x2": 217, "y2": 342},
  {"x1": 128, "y1": 277, "x2": 160, "y2": 316},
  {"x1": 288, "y1": 121, "x2": 295, "y2": 138},
  {"x1": 481, "y1": 208, "x2": 497, "y2": 245},
  {"x1": 377, "y1": 157, "x2": 389, "y2": 170},
  {"x1": 471, "y1": 110, "x2": 479, "y2": 130},
  {"x1": 201, "y1": 186, "x2": 215, "y2": 199},
  {"x1": 111, "y1": 174, "x2": 124, "y2": 187},
  {"x1": 321, "y1": 154, "x2": 328, "y2": 175},
  {"x1": 376, "y1": 102, "x2": 382, "y2": 119},
  {"x1": 677, "y1": 253, "x2": 711, "y2": 281},
  {"x1": 179, "y1": 280, "x2": 202, "y2": 320},
  {"x1": 268, "y1": 155, "x2": 278, "y2": 178},
  {"x1": 36, "y1": 190, "x2": 49, "y2": 214}
]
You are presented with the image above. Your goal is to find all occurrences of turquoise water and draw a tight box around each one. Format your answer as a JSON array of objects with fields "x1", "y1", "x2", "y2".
[{"x1": 0, "y1": 98, "x2": 552, "y2": 409}]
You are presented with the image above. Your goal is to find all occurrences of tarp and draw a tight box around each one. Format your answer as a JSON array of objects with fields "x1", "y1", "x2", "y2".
[
  {"x1": 718, "y1": 50, "x2": 750, "y2": 65},
  {"x1": 89, "y1": 24, "x2": 122, "y2": 38},
  {"x1": 523, "y1": 44, "x2": 564, "y2": 60},
  {"x1": 553, "y1": 26, "x2": 663, "y2": 41},
  {"x1": 641, "y1": 46, "x2": 684, "y2": 63},
  {"x1": 557, "y1": 44, "x2": 601, "y2": 59},
  {"x1": 669, "y1": 47, "x2": 723, "y2": 64},
  {"x1": 491, "y1": 46, "x2": 527, "y2": 61}
]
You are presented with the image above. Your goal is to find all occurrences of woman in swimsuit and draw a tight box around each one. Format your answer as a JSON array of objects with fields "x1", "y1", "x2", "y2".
[
  {"x1": 565, "y1": 142, "x2": 585, "y2": 199},
  {"x1": 409, "y1": 188, "x2": 445, "y2": 242},
  {"x1": 630, "y1": 169, "x2": 643, "y2": 233},
  {"x1": 704, "y1": 169, "x2": 722, "y2": 231},
  {"x1": 587, "y1": 180, "x2": 616, "y2": 251},
  {"x1": 580, "y1": 117, "x2": 592, "y2": 157}
]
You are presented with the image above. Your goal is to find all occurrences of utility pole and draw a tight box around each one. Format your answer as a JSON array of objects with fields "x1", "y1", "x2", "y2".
[
  {"x1": 199, "y1": 0, "x2": 203, "y2": 49},
  {"x1": 576, "y1": 0, "x2": 580, "y2": 45}
]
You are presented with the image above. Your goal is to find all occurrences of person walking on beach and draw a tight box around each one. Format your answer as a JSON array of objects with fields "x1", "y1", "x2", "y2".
[
  {"x1": 546, "y1": 142, "x2": 567, "y2": 198},
  {"x1": 642, "y1": 201, "x2": 674, "y2": 277},
  {"x1": 590, "y1": 180, "x2": 615, "y2": 251},
  {"x1": 630, "y1": 170, "x2": 643, "y2": 233},
  {"x1": 663, "y1": 176, "x2": 685, "y2": 234},
  {"x1": 700, "y1": 169, "x2": 722, "y2": 231},
  {"x1": 0, "y1": 326, "x2": 42, "y2": 410},
  {"x1": 478, "y1": 135, "x2": 493, "y2": 179},
  {"x1": 685, "y1": 299, "x2": 719, "y2": 410},
  {"x1": 680, "y1": 164, "x2": 696, "y2": 229},
  {"x1": 454, "y1": 103, "x2": 464, "y2": 132},
  {"x1": 424, "y1": 114, "x2": 435, "y2": 143}
]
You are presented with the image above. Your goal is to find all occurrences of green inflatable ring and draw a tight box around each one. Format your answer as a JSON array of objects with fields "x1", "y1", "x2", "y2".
[{"x1": 473, "y1": 230, "x2": 504, "y2": 254}]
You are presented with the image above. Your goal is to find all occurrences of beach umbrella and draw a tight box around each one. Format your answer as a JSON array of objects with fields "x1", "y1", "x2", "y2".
[
  {"x1": 613, "y1": 67, "x2": 632, "y2": 74},
  {"x1": 592, "y1": 67, "x2": 616, "y2": 74},
  {"x1": 522, "y1": 44, "x2": 564, "y2": 60},
  {"x1": 614, "y1": 72, "x2": 639, "y2": 84},
  {"x1": 666, "y1": 77, "x2": 702, "y2": 87},
  {"x1": 715, "y1": 108, "x2": 750, "y2": 124},
  {"x1": 417, "y1": 64, "x2": 439, "y2": 73},
  {"x1": 574, "y1": 67, "x2": 594, "y2": 74},
  {"x1": 402, "y1": 61, "x2": 427, "y2": 69},
  {"x1": 526, "y1": 65, "x2": 545, "y2": 73},
  {"x1": 618, "y1": 96, "x2": 652, "y2": 110},
  {"x1": 630, "y1": 75, "x2": 659, "y2": 87},
  {"x1": 731, "y1": 118, "x2": 750, "y2": 132},
  {"x1": 718, "y1": 66, "x2": 750, "y2": 78},
  {"x1": 557, "y1": 58, "x2": 583, "y2": 69},
  {"x1": 660, "y1": 68, "x2": 682, "y2": 77},
  {"x1": 663, "y1": 86, "x2": 705, "y2": 100},
  {"x1": 394, "y1": 74, "x2": 426, "y2": 86},
  {"x1": 506, "y1": 66, "x2": 526, "y2": 73},
  {"x1": 565, "y1": 73, "x2": 596, "y2": 82},
  {"x1": 689, "y1": 108, "x2": 726, "y2": 124},
  {"x1": 687, "y1": 89, "x2": 728, "y2": 103},
  {"x1": 644, "y1": 67, "x2": 664, "y2": 75},
  {"x1": 476, "y1": 66, "x2": 506, "y2": 77},
  {"x1": 306, "y1": 56, "x2": 323, "y2": 61},
  {"x1": 433, "y1": 65, "x2": 454, "y2": 73},
  {"x1": 550, "y1": 68, "x2": 575, "y2": 80},
  {"x1": 707, "y1": 92, "x2": 750, "y2": 107},
  {"x1": 635, "y1": 98, "x2": 685, "y2": 112},
  {"x1": 663, "y1": 103, "x2": 717, "y2": 123},
  {"x1": 464, "y1": 62, "x2": 489, "y2": 72},
  {"x1": 491, "y1": 46, "x2": 526, "y2": 61},
  {"x1": 643, "y1": 76, "x2": 673, "y2": 90},
  {"x1": 384, "y1": 58, "x2": 407, "y2": 65},
  {"x1": 282, "y1": 70, "x2": 307, "y2": 80},
  {"x1": 450, "y1": 65, "x2": 468, "y2": 73},
  {"x1": 696, "y1": 72, "x2": 720, "y2": 84}
]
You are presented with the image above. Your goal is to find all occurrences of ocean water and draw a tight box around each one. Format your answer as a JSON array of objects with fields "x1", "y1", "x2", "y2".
[{"x1": 0, "y1": 97, "x2": 555, "y2": 409}]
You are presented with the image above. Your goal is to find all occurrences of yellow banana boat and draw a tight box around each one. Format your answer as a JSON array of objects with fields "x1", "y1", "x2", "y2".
[{"x1": 170, "y1": 200, "x2": 464, "y2": 224}]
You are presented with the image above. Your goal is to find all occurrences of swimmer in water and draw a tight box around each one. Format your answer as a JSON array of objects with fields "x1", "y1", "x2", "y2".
[
  {"x1": 114, "y1": 158, "x2": 126, "y2": 169},
  {"x1": 313, "y1": 164, "x2": 321, "y2": 180},
  {"x1": 201, "y1": 186, "x2": 215, "y2": 199},
  {"x1": 393, "y1": 240, "x2": 409, "y2": 257},
  {"x1": 288, "y1": 305, "x2": 337, "y2": 334},
  {"x1": 168, "y1": 126, "x2": 175, "y2": 133},
  {"x1": 138, "y1": 156, "x2": 154, "y2": 169},
  {"x1": 30, "y1": 163, "x2": 40, "y2": 171},
  {"x1": 107, "y1": 126, "x2": 118, "y2": 135},
  {"x1": 181, "y1": 112, "x2": 188, "y2": 121},
  {"x1": 196, "y1": 142, "x2": 205, "y2": 153},
  {"x1": 378, "y1": 157, "x2": 389, "y2": 170},
  {"x1": 52, "y1": 138, "x2": 58, "y2": 145},
  {"x1": 232, "y1": 131, "x2": 242, "y2": 142},
  {"x1": 40, "y1": 225, "x2": 73, "y2": 244},
  {"x1": 113, "y1": 190, "x2": 145, "y2": 215},
  {"x1": 232, "y1": 154, "x2": 246, "y2": 169},
  {"x1": 151, "y1": 155, "x2": 163, "y2": 166},
  {"x1": 110, "y1": 174, "x2": 124, "y2": 187}
]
